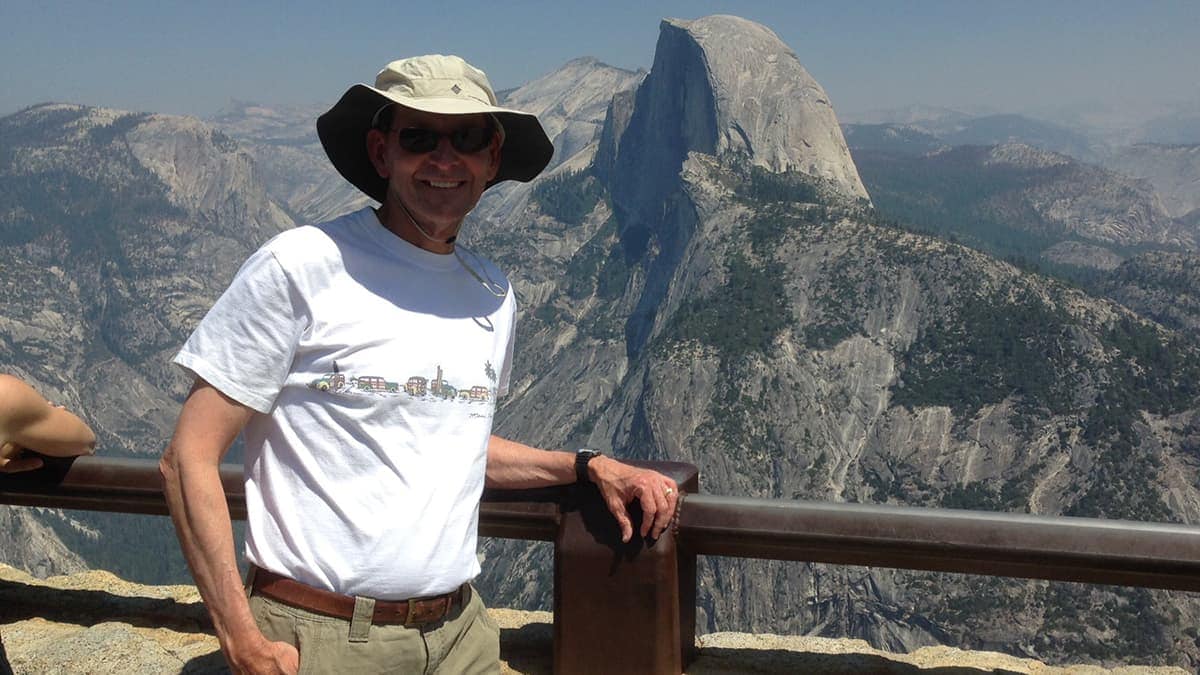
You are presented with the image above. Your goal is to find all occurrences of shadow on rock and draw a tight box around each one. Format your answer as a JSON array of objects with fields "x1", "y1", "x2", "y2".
[
  {"x1": 0, "y1": 578, "x2": 211, "y2": 633},
  {"x1": 0, "y1": 635, "x2": 13, "y2": 675},
  {"x1": 499, "y1": 622, "x2": 552, "y2": 674},
  {"x1": 180, "y1": 650, "x2": 229, "y2": 674}
]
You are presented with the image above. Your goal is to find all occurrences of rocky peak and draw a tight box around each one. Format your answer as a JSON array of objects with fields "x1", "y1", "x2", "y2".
[
  {"x1": 465, "y1": 57, "x2": 643, "y2": 228},
  {"x1": 984, "y1": 142, "x2": 1074, "y2": 169},
  {"x1": 474, "y1": 58, "x2": 644, "y2": 224},
  {"x1": 1102, "y1": 143, "x2": 1200, "y2": 220},
  {"x1": 603, "y1": 15, "x2": 868, "y2": 208},
  {"x1": 3, "y1": 102, "x2": 293, "y2": 244},
  {"x1": 209, "y1": 100, "x2": 324, "y2": 143},
  {"x1": 500, "y1": 57, "x2": 643, "y2": 171}
]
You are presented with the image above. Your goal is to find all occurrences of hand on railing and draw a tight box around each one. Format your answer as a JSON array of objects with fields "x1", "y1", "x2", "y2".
[{"x1": 587, "y1": 456, "x2": 680, "y2": 542}]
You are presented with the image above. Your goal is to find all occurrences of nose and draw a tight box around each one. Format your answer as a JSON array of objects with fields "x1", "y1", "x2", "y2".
[{"x1": 426, "y1": 135, "x2": 462, "y2": 166}]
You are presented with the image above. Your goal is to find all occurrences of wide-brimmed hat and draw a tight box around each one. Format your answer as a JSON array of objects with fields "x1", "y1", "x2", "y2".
[{"x1": 317, "y1": 54, "x2": 554, "y2": 202}]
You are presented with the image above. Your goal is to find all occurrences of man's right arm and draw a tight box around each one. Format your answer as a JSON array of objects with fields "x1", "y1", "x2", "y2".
[{"x1": 160, "y1": 379, "x2": 299, "y2": 675}]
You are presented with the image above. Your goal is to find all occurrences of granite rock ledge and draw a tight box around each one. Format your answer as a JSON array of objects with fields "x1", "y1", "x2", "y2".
[{"x1": 0, "y1": 565, "x2": 1183, "y2": 674}]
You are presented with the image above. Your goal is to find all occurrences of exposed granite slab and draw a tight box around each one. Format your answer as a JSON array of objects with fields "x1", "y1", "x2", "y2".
[{"x1": 0, "y1": 565, "x2": 1183, "y2": 674}]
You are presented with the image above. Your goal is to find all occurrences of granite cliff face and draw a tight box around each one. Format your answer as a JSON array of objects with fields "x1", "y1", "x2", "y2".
[
  {"x1": 472, "y1": 16, "x2": 1200, "y2": 670},
  {"x1": 0, "y1": 103, "x2": 292, "y2": 451},
  {"x1": 0, "y1": 102, "x2": 292, "y2": 581},
  {"x1": 473, "y1": 58, "x2": 644, "y2": 227},
  {"x1": 209, "y1": 101, "x2": 370, "y2": 224},
  {"x1": 500, "y1": 57, "x2": 645, "y2": 175},
  {"x1": 481, "y1": 152, "x2": 1200, "y2": 667},
  {"x1": 467, "y1": 59, "x2": 644, "y2": 315},
  {"x1": 601, "y1": 15, "x2": 867, "y2": 214}
]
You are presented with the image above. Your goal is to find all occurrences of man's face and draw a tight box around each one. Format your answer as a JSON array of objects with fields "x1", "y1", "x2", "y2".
[{"x1": 368, "y1": 106, "x2": 501, "y2": 240}]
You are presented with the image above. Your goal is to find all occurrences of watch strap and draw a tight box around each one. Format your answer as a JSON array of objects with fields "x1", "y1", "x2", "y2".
[{"x1": 574, "y1": 449, "x2": 602, "y2": 484}]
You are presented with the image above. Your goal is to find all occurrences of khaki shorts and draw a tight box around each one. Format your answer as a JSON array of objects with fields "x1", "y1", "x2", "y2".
[{"x1": 248, "y1": 584, "x2": 500, "y2": 675}]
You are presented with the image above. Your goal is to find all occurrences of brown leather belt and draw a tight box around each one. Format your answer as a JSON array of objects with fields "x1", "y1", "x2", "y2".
[{"x1": 250, "y1": 566, "x2": 468, "y2": 627}]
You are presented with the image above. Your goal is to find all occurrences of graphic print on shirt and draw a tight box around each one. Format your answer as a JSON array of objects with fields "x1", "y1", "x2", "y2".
[{"x1": 306, "y1": 360, "x2": 497, "y2": 404}]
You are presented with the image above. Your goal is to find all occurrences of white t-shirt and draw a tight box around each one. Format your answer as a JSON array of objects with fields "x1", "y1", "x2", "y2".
[{"x1": 174, "y1": 207, "x2": 516, "y2": 599}]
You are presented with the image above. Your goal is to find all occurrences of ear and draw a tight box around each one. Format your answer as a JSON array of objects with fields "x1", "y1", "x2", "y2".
[{"x1": 366, "y1": 128, "x2": 390, "y2": 179}]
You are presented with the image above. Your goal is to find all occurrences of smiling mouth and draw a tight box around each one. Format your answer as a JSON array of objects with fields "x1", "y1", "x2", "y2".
[{"x1": 423, "y1": 180, "x2": 464, "y2": 189}]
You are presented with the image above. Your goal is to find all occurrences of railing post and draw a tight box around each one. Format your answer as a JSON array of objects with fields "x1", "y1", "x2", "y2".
[{"x1": 552, "y1": 461, "x2": 699, "y2": 675}]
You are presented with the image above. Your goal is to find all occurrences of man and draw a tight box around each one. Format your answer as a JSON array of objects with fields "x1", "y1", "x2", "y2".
[{"x1": 160, "y1": 55, "x2": 679, "y2": 674}]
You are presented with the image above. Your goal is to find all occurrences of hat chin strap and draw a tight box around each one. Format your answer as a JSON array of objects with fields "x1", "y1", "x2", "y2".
[
  {"x1": 395, "y1": 198, "x2": 458, "y2": 246},
  {"x1": 394, "y1": 198, "x2": 509, "y2": 299}
]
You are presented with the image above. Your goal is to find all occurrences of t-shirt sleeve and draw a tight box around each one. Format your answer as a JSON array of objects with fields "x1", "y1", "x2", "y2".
[
  {"x1": 496, "y1": 292, "x2": 516, "y2": 398},
  {"x1": 173, "y1": 246, "x2": 305, "y2": 414}
]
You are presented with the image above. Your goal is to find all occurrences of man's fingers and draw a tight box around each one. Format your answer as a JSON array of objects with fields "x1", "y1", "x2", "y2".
[
  {"x1": 277, "y1": 640, "x2": 300, "y2": 674},
  {"x1": 652, "y1": 481, "x2": 678, "y2": 538},
  {"x1": 637, "y1": 487, "x2": 656, "y2": 538},
  {"x1": 643, "y1": 482, "x2": 670, "y2": 538},
  {"x1": 606, "y1": 495, "x2": 633, "y2": 543}
]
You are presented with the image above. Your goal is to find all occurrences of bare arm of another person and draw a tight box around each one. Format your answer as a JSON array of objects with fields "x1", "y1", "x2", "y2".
[
  {"x1": 160, "y1": 379, "x2": 298, "y2": 675},
  {"x1": 485, "y1": 435, "x2": 679, "y2": 543},
  {"x1": 0, "y1": 374, "x2": 96, "y2": 473}
]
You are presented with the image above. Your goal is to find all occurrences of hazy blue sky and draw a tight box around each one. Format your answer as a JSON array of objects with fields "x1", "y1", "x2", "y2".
[{"x1": 2, "y1": 1, "x2": 1197, "y2": 121}]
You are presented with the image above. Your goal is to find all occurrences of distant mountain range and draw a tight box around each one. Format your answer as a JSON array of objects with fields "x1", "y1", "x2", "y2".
[
  {"x1": 851, "y1": 142, "x2": 1194, "y2": 274},
  {"x1": 842, "y1": 107, "x2": 1200, "y2": 236},
  {"x1": 846, "y1": 99, "x2": 1200, "y2": 148},
  {"x1": 2, "y1": 14, "x2": 1199, "y2": 671}
]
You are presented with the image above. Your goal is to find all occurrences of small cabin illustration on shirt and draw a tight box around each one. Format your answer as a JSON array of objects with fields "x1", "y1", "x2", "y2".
[{"x1": 308, "y1": 362, "x2": 494, "y2": 403}]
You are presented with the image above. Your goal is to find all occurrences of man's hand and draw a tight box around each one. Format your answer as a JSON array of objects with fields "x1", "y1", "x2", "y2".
[
  {"x1": 0, "y1": 441, "x2": 44, "y2": 473},
  {"x1": 228, "y1": 635, "x2": 299, "y2": 675},
  {"x1": 483, "y1": 436, "x2": 681, "y2": 542},
  {"x1": 587, "y1": 457, "x2": 679, "y2": 543}
]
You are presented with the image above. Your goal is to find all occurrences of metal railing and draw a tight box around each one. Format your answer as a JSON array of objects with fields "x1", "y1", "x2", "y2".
[
  {"x1": 678, "y1": 494, "x2": 1200, "y2": 592},
  {"x1": 3, "y1": 456, "x2": 1200, "y2": 673}
]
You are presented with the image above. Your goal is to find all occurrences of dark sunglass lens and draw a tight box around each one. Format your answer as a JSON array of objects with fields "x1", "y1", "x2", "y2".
[
  {"x1": 396, "y1": 128, "x2": 439, "y2": 153},
  {"x1": 450, "y1": 127, "x2": 492, "y2": 153}
]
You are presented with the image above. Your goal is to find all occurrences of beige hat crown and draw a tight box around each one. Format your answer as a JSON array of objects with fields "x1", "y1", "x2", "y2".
[{"x1": 375, "y1": 55, "x2": 497, "y2": 108}]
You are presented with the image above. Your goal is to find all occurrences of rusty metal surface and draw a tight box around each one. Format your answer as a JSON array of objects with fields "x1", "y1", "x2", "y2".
[
  {"x1": 0, "y1": 456, "x2": 245, "y2": 518},
  {"x1": 0, "y1": 457, "x2": 562, "y2": 540},
  {"x1": 678, "y1": 495, "x2": 1200, "y2": 592},
  {"x1": 552, "y1": 462, "x2": 700, "y2": 674}
]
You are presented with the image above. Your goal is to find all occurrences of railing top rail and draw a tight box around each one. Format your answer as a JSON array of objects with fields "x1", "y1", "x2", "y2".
[
  {"x1": 678, "y1": 494, "x2": 1200, "y2": 592},
  {"x1": 3, "y1": 456, "x2": 1200, "y2": 592}
]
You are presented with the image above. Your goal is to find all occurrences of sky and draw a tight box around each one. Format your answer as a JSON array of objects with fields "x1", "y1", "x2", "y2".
[{"x1": 2, "y1": 1, "x2": 1198, "y2": 124}]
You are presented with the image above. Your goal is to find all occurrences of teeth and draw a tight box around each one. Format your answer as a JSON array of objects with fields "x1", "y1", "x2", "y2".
[{"x1": 428, "y1": 181, "x2": 460, "y2": 189}]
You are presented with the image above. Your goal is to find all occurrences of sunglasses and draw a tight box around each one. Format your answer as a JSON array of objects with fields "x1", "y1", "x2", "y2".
[{"x1": 393, "y1": 126, "x2": 494, "y2": 154}]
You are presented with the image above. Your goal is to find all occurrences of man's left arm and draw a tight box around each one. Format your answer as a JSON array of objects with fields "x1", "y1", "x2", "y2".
[{"x1": 485, "y1": 435, "x2": 679, "y2": 543}]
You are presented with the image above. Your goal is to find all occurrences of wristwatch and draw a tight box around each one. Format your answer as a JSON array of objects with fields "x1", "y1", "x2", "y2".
[{"x1": 575, "y1": 449, "x2": 603, "y2": 484}]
